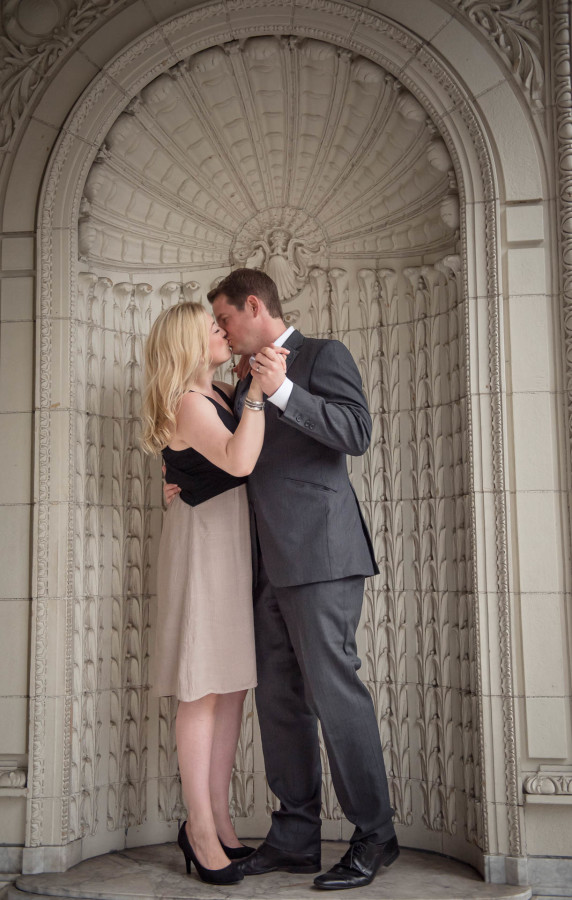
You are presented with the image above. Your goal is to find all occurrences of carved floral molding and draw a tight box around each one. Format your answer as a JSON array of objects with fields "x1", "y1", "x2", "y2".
[
  {"x1": 0, "y1": 768, "x2": 27, "y2": 789},
  {"x1": 524, "y1": 768, "x2": 572, "y2": 795},
  {"x1": 449, "y1": 0, "x2": 544, "y2": 106},
  {"x1": 0, "y1": 0, "x2": 134, "y2": 150}
]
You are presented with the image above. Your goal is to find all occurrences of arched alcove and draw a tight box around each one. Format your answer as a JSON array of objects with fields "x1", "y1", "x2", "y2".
[
  {"x1": 25, "y1": 0, "x2": 553, "y2": 885},
  {"x1": 75, "y1": 28, "x2": 470, "y2": 852}
]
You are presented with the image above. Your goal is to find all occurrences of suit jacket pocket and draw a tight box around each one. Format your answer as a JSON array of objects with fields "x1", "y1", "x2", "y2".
[{"x1": 284, "y1": 476, "x2": 337, "y2": 493}]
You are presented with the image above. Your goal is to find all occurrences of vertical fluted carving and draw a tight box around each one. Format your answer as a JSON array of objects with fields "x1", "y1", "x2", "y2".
[
  {"x1": 308, "y1": 267, "x2": 330, "y2": 335},
  {"x1": 158, "y1": 696, "x2": 184, "y2": 822},
  {"x1": 71, "y1": 245, "x2": 476, "y2": 846},
  {"x1": 108, "y1": 281, "x2": 153, "y2": 830},
  {"x1": 71, "y1": 273, "x2": 110, "y2": 840},
  {"x1": 329, "y1": 267, "x2": 350, "y2": 337},
  {"x1": 405, "y1": 265, "x2": 457, "y2": 835},
  {"x1": 230, "y1": 690, "x2": 255, "y2": 819},
  {"x1": 357, "y1": 267, "x2": 412, "y2": 826}
]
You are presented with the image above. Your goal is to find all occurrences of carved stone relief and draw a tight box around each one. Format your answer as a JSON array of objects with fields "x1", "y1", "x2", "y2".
[
  {"x1": 0, "y1": 0, "x2": 545, "y2": 165},
  {"x1": 79, "y1": 37, "x2": 458, "y2": 273},
  {"x1": 0, "y1": 0, "x2": 131, "y2": 150},
  {"x1": 74, "y1": 247, "x2": 478, "y2": 849},
  {"x1": 523, "y1": 767, "x2": 572, "y2": 796},
  {"x1": 449, "y1": 0, "x2": 544, "y2": 106},
  {"x1": 30, "y1": 0, "x2": 535, "y2": 869}
]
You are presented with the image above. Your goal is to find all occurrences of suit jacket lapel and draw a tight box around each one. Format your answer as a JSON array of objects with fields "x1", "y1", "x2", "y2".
[{"x1": 283, "y1": 330, "x2": 304, "y2": 374}]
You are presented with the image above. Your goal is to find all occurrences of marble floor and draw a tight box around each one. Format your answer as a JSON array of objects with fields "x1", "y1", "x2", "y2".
[{"x1": 2, "y1": 841, "x2": 532, "y2": 900}]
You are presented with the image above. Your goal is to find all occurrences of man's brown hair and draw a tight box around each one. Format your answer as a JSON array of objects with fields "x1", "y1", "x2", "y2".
[{"x1": 207, "y1": 268, "x2": 283, "y2": 319}]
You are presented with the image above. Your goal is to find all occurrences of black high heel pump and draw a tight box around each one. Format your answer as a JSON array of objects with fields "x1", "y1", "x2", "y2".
[
  {"x1": 178, "y1": 822, "x2": 244, "y2": 884},
  {"x1": 219, "y1": 838, "x2": 256, "y2": 860}
]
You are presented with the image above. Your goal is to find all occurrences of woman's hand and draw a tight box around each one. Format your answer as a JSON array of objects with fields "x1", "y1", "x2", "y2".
[{"x1": 162, "y1": 464, "x2": 181, "y2": 505}]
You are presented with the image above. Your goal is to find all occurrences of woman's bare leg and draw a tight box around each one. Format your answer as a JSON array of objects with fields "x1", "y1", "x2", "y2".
[
  {"x1": 210, "y1": 689, "x2": 248, "y2": 847},
  {"x1": 176, "y1": 694, "x2": 230, "y2": 869}
]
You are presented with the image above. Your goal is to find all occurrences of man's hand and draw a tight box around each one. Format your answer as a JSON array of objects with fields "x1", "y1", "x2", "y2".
[
  {"x1": 162, "y1": 464, "x2": 181, "y2": 505},
  {"x1": 234, "y1": 345, "x2": 289, "y2": 383},
  {"x1": 251, "y1": 345, "x2": 289, "y2": 396}
]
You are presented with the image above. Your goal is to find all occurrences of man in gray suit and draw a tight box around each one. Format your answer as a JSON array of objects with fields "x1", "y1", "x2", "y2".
[{"x1": 204, "y1": 268, "x2": 398, "y2": 890}]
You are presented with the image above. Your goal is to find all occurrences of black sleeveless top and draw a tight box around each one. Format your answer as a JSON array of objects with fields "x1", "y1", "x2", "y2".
[{"x1": 162, "y1": 385, "x2": 247, "y2": 507}]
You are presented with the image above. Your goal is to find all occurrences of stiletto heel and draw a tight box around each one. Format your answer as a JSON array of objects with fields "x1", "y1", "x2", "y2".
[
  {"x1": 219, "y1": 838, "x2": 256, "y2": 860},
  {"x1": 178, "y1": 822, "x2": 244, "y2": 884}
]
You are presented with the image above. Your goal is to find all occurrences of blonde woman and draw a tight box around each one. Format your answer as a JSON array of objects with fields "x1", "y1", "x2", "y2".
[{"x1": 142, "y1": 301, "x2": 286, "y2": 886}]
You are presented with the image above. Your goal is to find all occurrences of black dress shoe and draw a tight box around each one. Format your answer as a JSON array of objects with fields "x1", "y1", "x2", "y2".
[
  {"x1": 238, "y1": 840, "x2": 321, "y2": 875},
  {"x1": 313, "y1": 836, "x2": 399, "y2": 890}
]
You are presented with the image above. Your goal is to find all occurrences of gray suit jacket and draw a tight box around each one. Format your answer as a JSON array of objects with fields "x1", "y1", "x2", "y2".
[{"x1": 236, "y1": 330, "x2": 379, "y2": 588}]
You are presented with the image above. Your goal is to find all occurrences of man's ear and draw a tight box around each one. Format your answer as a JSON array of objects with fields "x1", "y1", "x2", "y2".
[{"x1": 246, "y1": 294, "x2": 261, "y2": 317}]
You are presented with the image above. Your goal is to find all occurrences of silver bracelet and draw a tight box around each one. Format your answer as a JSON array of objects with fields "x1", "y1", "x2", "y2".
[{"x1": 244, "y1": 397, "x2": 265, "y2": 411}]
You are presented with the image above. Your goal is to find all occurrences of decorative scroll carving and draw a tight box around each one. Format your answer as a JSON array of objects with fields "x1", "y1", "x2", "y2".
[
  {"x1": 0, "y1": 768, "x2": 26, "y2": 788},
  {"x1": 236, "y1": 224, "x2": 324, "y2": 301},
  {"x1": 449, "y1": 0, "x2": 544, "y2": 105},
  {"x1": 524, "y1": 768, "x2": 572, "y2": 795},
  {"x1": 0, "y1": 0, "x2": 122, "y2": 149}
]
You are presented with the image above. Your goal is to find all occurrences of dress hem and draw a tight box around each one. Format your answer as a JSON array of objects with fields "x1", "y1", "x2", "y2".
[{"x1": 152, "y1": 678, "x2": 258, "y2": 703}]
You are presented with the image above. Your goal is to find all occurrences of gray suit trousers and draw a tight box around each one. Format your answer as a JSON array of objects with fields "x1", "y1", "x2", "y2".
[{"x1": 253, "y1": 563, "x2": 396, "y2": 852}]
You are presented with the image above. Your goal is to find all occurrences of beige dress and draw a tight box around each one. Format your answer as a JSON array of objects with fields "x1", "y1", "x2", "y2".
[{"x1": 152, "y1": 484, "x2": 257, "y2": 702}]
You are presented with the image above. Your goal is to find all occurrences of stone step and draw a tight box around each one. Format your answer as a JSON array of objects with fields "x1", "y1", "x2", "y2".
[{"x1": 7, "y1": 842, "x2": 532, "y2": 900}]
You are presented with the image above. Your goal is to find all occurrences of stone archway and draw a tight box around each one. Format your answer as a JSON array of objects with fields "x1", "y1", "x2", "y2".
[{"x1": 28, "y1": 0, "x2": 548, "y2": 881}]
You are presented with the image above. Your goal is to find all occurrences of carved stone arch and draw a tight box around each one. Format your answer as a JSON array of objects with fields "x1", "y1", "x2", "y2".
[{"x1": 29, "y1": 0, "x2": 550, "y2": 879}]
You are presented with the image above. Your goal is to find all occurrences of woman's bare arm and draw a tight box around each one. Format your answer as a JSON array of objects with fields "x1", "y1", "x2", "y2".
[{"x1": 171, "y1": 381, "x2": 265, "y2": 478}]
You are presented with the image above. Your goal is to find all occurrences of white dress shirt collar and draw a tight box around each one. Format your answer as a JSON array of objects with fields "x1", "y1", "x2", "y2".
[{"x1": 272, "y1": 325, "x2": 295, "y2": 348}]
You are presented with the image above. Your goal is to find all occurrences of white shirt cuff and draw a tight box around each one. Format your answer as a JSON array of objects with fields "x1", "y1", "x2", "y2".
[{"x1": 267, "y1": 377, "x2": 294, "y2": 411}]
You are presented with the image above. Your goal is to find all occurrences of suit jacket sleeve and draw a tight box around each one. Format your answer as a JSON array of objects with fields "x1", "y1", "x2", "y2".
[{"x1": 279, "y1": 339, "x2": 372, "y2": 456}]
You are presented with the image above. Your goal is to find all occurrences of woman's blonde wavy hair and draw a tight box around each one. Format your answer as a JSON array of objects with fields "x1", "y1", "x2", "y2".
[{"x1": 142, "y1": 302, "x2": 210, "y2": 456}]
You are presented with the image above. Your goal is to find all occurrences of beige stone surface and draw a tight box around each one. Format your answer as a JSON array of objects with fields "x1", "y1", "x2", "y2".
[{"x1": 9, "y1": 843, "x2": 533, "y2": 900}]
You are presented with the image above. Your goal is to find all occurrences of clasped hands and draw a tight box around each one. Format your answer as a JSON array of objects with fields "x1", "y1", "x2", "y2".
[{"x1": 237, "y1": 343, "x2": 289, "y2": 396}]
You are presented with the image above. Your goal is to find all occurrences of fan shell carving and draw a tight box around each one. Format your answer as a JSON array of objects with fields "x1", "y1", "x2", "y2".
[{"x1": 80, "y1": 36, "x2": 458, "y2": 275}]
